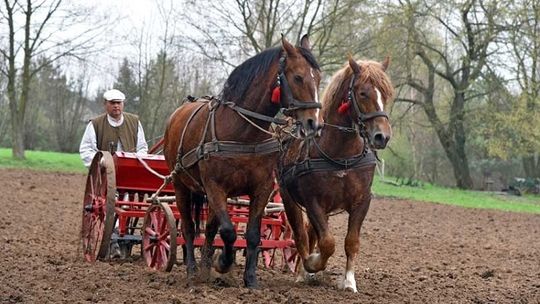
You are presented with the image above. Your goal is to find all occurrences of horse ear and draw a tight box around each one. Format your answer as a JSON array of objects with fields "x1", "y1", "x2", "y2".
[
  {"x1": 381, "y1": 56, "x2": 390, "y2": 71},
  {"x1": 281, "y1": 34, "x2": 297, "y2": 57},
  {"x1": 300, "y1": 34, "x2": 311, "y2": 51},
  {"x1": 348, "y1": 54, "x2": 361, "y2": 75}
]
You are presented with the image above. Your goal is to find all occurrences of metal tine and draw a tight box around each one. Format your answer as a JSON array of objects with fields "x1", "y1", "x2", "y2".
[{"x1": 143, "y1": 193, "x2": 149, "y2": 207}]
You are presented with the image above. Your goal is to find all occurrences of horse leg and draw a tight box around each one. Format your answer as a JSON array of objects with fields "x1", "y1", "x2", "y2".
[
  {"x1": 199, "y1": 208, "x2": 219, "y2": 281},
  {"x1": 294, "y1": 221, "x2": 319, "y2": 283},
  {"x1": 281, "y1": 191, "x2": 310, "y2": 282},
  {"x1": 173, "y1": 180, "x2": 197, "y2": 280},
  {"x1": 307, "y1": 221, "x2": 318, "y2": 253},
  {"x1": 205, "y1": 185, "x2": 236, "y2": 274},
  {"x1": 241, "y1": 195, "x2": 262, "y2": 288},
  {"x1": 303, "y1": 202, "x2": 335, "y2": 273},
  {"x1": 339, "y1": 198, "x2": 371, "y2": 293}
]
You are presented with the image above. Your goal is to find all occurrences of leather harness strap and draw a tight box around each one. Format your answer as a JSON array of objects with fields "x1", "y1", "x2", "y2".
[
  {"x1": 180, "y1": 138, "x2": 281, "y2": 168},
  {"x1": 174, "y1": 97, "x2": 282, "y2": 176},
  {"x1": 279, "y1": 148, "x2": 377, "y2": 188}
]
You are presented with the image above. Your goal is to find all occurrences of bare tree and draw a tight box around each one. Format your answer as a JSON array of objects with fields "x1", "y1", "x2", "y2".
[
  {"x1": 178, "y1": 0, "x2": 352, "y2": 68},
  {"x1": 0, "y1": 73, "x2": 8, "y2": 145},
  {"x1": 179, "y1": 0, "x2": 385, "y2": 76},
  {"x1": 506, "y1": 0, "x2": 540, "y2": 178},
  {"x1": 390, "y1": 0, "x2": 505, "y2": 189},
  {"x1": 0, "y1": 0, "x2": 108, "y2": 159}
]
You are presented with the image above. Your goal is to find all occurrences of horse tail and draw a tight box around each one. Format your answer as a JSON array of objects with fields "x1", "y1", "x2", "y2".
[{"x1": 191, "y1": 192, "x2": 206, "y2": 237}]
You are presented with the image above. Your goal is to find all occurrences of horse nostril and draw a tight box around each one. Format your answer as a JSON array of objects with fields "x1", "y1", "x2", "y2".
[
  {"x1": 373, "y1": 133, "x2": 389, "y2": 147},
  {"x1": 306, "y1": 118, "x2": 316, "y2": 131}
]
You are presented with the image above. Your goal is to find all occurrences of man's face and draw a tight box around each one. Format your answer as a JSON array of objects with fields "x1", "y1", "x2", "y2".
[{"x1": 104, "y1": 100, "x2": 124, "y2": 119}]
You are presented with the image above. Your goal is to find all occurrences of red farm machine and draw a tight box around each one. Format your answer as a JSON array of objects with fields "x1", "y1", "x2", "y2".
[{"x1": 80, "y1": 142, "x2": 297, "y2": 272}]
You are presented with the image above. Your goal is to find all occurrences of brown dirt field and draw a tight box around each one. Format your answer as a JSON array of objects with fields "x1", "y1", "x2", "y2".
[{"x1": 0, "y1": 168, "x2": 539, "y2": 304}]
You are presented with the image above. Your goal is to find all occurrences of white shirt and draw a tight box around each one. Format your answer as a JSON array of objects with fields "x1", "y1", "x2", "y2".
[{"x1": 79, "y1": 114, "x2": 148, "y2": 167}]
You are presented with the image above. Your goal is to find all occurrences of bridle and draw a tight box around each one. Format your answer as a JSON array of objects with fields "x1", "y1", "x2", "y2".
[
  {"x1": 275, "y1": 53, "x2": 322, "y2": 117},
  {"x1": 345, "y1": 72, "x2": 388, "y2": 130}
]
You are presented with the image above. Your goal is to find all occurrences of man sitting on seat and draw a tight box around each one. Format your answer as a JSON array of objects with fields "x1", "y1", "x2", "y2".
[{"x1": 79, "y1": 89, "x2": 148, "y2": 167}]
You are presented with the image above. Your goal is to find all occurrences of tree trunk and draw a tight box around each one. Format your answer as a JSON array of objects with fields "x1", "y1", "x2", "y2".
[
  {"x1": 11, "y1": 114, "x2": 25, "y2": 159},
  {"x1": 522, "y1": 155, "x2": 540, "y2": 178},
  {"x1": 447, "y1": 143, "x2": 473, "y2": 189}
]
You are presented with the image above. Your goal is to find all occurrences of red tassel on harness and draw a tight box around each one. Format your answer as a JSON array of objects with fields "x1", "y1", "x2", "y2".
[
  {"x1": 337, "y1": 101, "x2": 350, "y2": 114},
  {"x1": 271, "y1": 86, "x2": 281, "y2": 104}
]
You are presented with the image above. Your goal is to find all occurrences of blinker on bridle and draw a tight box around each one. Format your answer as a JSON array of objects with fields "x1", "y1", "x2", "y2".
[
  {"x1": 271, "y1": 53, "x2": 322, "y2": 117},
  {"x1": 338, "y1": 71, "x2": 388, "y2": 125}
]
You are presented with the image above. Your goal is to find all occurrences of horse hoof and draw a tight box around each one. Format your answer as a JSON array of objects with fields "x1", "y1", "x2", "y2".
[
  {"x1": 338, "y1": 278, "x2": 358, "y2": 293},
  {"x1": 244, "y1": 280, "x2": 259, "y2": 289},
  {"x1": 213, "y1": 255, "x2": 234, "y2": 274},
  {"x1": 186, "y1": 264, "x2": 198, "y2": 279},
  {"x1": 304, "y1": 253, "x2": 324, "y2": 273},
  {"x1": 344, "y1": 285, "x2": 358, "y2": 293}
]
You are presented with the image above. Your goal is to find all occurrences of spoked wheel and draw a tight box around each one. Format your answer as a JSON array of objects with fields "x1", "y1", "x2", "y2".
[
  {"x1": 81, "y1": 151, "x2": 116, "y2": 262},
  {"x1": 259, "y1": 211, "x2": 298, "y2": 272},
  {"x1": 142, "y1": 202, "x2": 177, "y2": 271}
]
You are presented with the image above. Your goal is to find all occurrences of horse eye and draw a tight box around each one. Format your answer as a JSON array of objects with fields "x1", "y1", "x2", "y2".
[
  {"x1": 359, "y1": 91, "x2": 368, "y2": 99},
  {"x1": 294, "y1": 75, "x2": 304, "y2": 83}
]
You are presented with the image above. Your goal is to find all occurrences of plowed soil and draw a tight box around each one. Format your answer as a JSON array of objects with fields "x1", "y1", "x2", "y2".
[{"x1": 1, "y1": 168, "x2": 539, "y2": 304}]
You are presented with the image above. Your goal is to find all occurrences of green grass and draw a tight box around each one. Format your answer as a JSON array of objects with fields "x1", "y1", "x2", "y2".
[
  {"x1": 1, "y1": 148, "x2": 539, "y2": 214},
  {"x1": 373, "y1": 177, "x2": 540, "y2": 214},
  {"x1": 0, "y1": 148, "x2": 86, "y2": 173}
]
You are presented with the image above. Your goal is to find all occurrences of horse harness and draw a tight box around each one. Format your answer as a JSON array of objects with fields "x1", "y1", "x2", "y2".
[
  {"x1": 175, "y1": 96, "x2": 284, "y2": 171},
  {"x1": 279, "y1": 69, "x2": 389, "y2": 191},
  {"x1": 172, "y1": 53, "x2": 322, "y2": 189}
]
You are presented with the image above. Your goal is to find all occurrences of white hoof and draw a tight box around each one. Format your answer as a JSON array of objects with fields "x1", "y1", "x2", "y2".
[{"x1": 338, "y1": 271, "x2": 358, "y2": 293}]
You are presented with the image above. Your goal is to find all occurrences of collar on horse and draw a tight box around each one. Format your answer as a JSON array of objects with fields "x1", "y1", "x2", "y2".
[{"x1": 278, "y1": 137, "x2": 377, "y2": 190}]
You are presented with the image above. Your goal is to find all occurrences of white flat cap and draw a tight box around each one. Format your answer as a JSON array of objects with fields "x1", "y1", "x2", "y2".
[{"x1": 103, "y1": 89, "x2": 126, "y2": 102}]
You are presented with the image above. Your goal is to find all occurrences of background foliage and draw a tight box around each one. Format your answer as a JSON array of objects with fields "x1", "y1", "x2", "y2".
[{"x1": 1, "y1": 0, "x2": 539, "y2": 191}]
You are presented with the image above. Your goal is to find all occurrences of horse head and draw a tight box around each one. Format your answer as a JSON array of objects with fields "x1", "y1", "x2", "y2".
[
  {"x1": 278, "y1": 35, "x2": 322, "y2": 137},
  {"x1": 344, "y1": 56, "x2": 394, "y2": 149}
]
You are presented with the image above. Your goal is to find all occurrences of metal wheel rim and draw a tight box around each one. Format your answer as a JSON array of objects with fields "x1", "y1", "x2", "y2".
[
  {"x1": 81, "y1": 151, "x2": 116, "y2": 262},
  {"x1": 142, "y1": 202, "x2": 177, "y2": 271}
]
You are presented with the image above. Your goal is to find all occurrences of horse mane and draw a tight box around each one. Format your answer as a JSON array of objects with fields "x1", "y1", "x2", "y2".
[
  {"x1": 220, "y1": 46, "x2": 320, "y2": 104},
  {"x1": 321, "y1": 60, "x2": 395, "y2": 117}
]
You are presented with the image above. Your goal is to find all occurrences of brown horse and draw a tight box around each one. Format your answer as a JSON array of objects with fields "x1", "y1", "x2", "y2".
[
  {"x1": 163, "y1": 35, "x2": 321, "y2": 288},
  {"x1": 278, "y1": 56, "x2": 394, "y2": 292}
]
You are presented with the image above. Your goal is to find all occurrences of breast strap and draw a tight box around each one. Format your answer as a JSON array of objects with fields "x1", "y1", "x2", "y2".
[{"x1": 278, "y1": 149, "x2": 377, "y2": 189}]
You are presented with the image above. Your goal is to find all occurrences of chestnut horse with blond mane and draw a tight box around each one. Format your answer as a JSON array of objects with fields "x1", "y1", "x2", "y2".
[
  {"x1": 163, "y1": 35, "x2": 321, "y2": 288},
  {"x1": 278, "y1": 56, "x2": 394, "y2": 292}
]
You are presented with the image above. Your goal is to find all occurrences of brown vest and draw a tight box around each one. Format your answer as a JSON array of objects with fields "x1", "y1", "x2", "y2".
[{"x1": 92, "y1": 113, "x2": 139, "y2": 153}]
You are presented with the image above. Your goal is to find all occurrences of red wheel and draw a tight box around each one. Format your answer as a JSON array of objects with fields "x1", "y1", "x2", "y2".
[
  {"x1": 81, "y1": 151, "x2": 116, "y2": 262},
  {"x1": 142, "y1": 202, "x2": 177, "y2": 271},
  {"x1": 279, "y1": 211, "x2": 298, "y2": 273}
]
